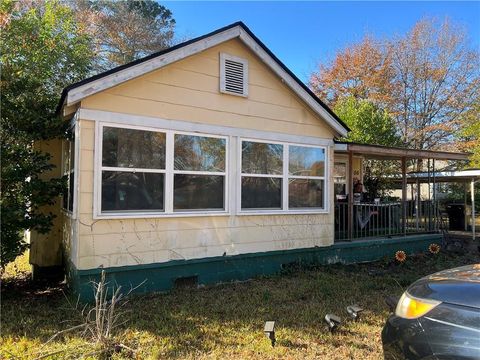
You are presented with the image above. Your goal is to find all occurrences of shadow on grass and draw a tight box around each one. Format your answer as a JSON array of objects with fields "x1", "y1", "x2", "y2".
[
  {"x1": 1, "y1": 250, "x2": 479, "y2": 358},
  {"x1": 1, "y1": 276, "x2": 74, "y2": 342}
]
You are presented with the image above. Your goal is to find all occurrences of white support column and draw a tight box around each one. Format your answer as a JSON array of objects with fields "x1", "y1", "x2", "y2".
[
  {"x1": 472, "y1": 178, "x2": 476, "y2": 241},
  {"x1": 464, "y1": 182, "x2": 468, "y2": 231},
  {"x1": 416, "y1": 179, "x2": 420, "y2": 231},
  {"x1": 433, "y1": 159, "x2": 436, "y2": 230}
]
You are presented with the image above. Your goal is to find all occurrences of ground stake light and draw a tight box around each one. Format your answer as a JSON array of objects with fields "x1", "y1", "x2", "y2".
[
  {"x1": 324, "y1": 314, "x2": 341, "y2": 332},
  {"x1": 346, "y1": 304, "x2": 364, "y2": 321},
  {"x1": 264, "y1": 321, "x2": 276, "y2": 347}
]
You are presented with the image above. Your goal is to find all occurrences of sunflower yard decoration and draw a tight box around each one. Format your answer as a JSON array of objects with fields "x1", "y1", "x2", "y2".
[
  {"x1": 429, "y1": 243, "x2": 441, "y2": 254},
  {"x1": 395, "y1": 250, "x2": 407, "y2": 263}
]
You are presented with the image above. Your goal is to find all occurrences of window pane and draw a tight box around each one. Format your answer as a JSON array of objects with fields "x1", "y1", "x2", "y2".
[
  {"x1": 174, "y1": 175, "x2": 224, "y2": 210},
  {"x1": 174, "y1": 134, "x2": 225, "y2": 172},
  {"x1": 102, "y1": 127, "x2": 166, "y2": 169},
  {"x1": 289, "y1": 179, "x2": 324, "y2": 208},
  {"x1": 68, "y1": 171, "x2": 74, "y2": 211},
  {"x1": 334, "y1": 183, "x2": 347, "y2": 197},
  {"x1": 289, "y1": 146, "x2": 325, "y2": 176},
  {"x1": 333, "y1": 162, "x2": 347, "y2": 183},
  {"x1": 62, "y1": 176, "x2": 69, "y2": 210},
  {"x1": 70, "y1": 135, "x2": 75, "y2": 170},
  {"x1": 63, "y1": 147, "x2": 70, "y2": 176},
  {"x1": 242, "y1": 141, "x2": 283, "y2": 175},
  {"x1": 63, "y1": 137, "x2": 75, "y2": 211},
  {"x1": 101, "y1": 171, "x2": 164, "y2": 211},
  {"x1": 241, "y1": 177, "x2": 282, "y2": 209}
]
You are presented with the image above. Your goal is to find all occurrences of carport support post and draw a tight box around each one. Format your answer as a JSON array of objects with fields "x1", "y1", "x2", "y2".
[
  {"x1": 402, "y1": 157, "x2": 407, "y2": 236},
  {"x1": 348, "y1": 150, "x2": 354, "y2": 241},
  {"x1": 416, "y1": 179, "x2": 420, "y2": 231},
  {"x1": 464, "y1": 183, "x2": 468, "y2": 231},
  {"x1": 472, "y1": 178, "x2": 476, "y2": 241},
  {"x1": 433, "y1": 159, "x2": 437, "y2": 231}
]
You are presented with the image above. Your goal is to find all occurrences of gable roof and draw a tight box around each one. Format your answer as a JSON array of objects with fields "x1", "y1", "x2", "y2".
[{"x1": 58, "y1": 21, "x2": 349, "y2": 136}]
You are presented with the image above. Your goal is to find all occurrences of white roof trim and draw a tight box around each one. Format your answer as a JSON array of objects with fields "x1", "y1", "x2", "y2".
[
  {"x1": 66, "y1": 26, "x2": 241, "y2": 106},
  {"x1": 334, "y1": 143, "x2": 348, "y2": 152},
  {"x1": 64, "y1": 24, "x2": 348, "y2": 137},
  {"x1": 408, "y1": 170, "x2": 480, "y2": 179}
]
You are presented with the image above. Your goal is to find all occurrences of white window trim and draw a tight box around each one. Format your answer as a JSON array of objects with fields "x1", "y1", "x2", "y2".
[
  {"x1": 61, "y1": 114, "x2": 79, "y2": 219},
  {"x1": 219, "y1": 52, "x2": 249, "y2": 97},
  {"x1": 237, "y1": 138, "x2": 329, "y2": 215},
  {"x1": 333, "y1": 155, "x2": 364, "y2": 195},
  {"x1": 80, "y1": 109, "x2": 334, "y2": 147},
  {"x1": 94, "y1": 122, "x2": 229, "y2": 219},
  {"x1": 333, "y1": 160, "x2": 348, "y2": 195}
]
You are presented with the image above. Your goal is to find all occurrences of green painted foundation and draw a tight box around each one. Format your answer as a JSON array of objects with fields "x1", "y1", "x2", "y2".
[{"x1": 70, "y1": 233, "x2": 442, "y2": 302}]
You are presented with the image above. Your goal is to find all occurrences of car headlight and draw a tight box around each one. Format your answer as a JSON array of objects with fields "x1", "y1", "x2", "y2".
[{"x1": 395, "y1": 292, "x2": 441, "y2": 319}]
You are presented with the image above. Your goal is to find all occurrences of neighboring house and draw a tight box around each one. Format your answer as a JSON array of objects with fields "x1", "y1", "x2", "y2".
[{"x1": 29, "y1": 22, "x2": 469, "y2": 300}]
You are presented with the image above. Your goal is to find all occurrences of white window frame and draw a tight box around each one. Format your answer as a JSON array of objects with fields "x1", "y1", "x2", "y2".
[
  {"x1": 237, "y1": 138, "x2": 329, "y2": 215},
  {"x1": 219, "y1": 52, "x2": 249, "y2": 97},
  {"x1": 94, "y1": 122, "x2": 229, "y2": 219},
  {"x1": 172, "y1": 131, "x2": 228, "y2": 213},
  {"x1": 333, "y1": 160, "x2": 348, "y2": 195},
  {"x1": 61, "y1": 114, "x2": 78, "y2": 218},
  {"x1": 238, "y1": 138, "x2": 284, "y2": 212}
]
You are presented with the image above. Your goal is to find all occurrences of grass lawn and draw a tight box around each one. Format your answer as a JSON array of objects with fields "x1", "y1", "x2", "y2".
[{"x1": 2, "y1": 249, "x2": 479, "y2": 359}]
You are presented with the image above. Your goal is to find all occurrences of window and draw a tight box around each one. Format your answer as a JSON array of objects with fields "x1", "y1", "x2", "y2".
[
  {"x1": 63, "y1": 125, "x2": 75, "y2": 212},
  {"x1": 240, "y1": 140, "x2": 326, "y2": 212},
  {"x1": 101, "y1": 127, "x2": 166, "y2": 212},
  {"x1": 220, "y1": 53, "x2": 248, "y2": 97},
  {"x1": 173, "y1": 134, "x2": 226, "y2": 211},
  {"x1": 288, "y1": 146, "x2": 325, "y2": 209},
  {"x1": 241, "y1": 141, "x2": 283, "y2": 209},
  {"x1": 98, "y1": 124, "x2": 227, "y2": 216},
  {"x1": 97, "y1": 124, "x2": 328, "y2": 217},
  {"x1": 333, "y1": 162, "x2": 347, "y2": 197}
]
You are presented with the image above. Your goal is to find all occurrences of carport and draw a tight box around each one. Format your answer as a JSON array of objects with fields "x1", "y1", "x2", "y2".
[{"x1": 405, "y1": 169, "x2": 480, "y2": 241}]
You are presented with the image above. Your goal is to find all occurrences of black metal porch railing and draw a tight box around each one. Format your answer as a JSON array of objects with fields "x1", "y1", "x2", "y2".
[{"x1": 334, "y1": 200, "x2": 440, "y2": 241}]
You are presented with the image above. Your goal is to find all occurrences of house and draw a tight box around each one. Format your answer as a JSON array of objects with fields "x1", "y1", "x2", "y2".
[{"x1": 29, "y1": 22, "x2": 471, "y2": 300}]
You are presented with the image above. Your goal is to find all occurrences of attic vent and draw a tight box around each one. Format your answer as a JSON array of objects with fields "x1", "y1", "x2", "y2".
[{"x1": 220, "y1": 53, "x2": 248, "y2": 97}]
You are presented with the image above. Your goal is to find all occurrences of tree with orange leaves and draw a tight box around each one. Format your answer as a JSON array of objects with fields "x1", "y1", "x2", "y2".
[
  {"x1": 310, "y1": 36, "x2": 394, "y2": 106},
  {"x1": 310, "y1": 18, "x2": 480, "y2": 157},
  {"x1": 456, "y1": 96, "x2": 480, "y2": 167}
]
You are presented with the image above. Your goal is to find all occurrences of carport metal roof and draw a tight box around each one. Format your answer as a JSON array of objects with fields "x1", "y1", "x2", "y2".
[
  {"x1": 404, "y1": 169, "x2": 480, "y2": 183},
  {"x1": 334, "y1": 141, "x2": 471, "y2": 161}
]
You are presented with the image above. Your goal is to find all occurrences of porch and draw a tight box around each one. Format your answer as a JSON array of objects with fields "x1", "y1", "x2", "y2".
[{"x1": 333, "y1": 142, "x2": 475, "y2": 243}]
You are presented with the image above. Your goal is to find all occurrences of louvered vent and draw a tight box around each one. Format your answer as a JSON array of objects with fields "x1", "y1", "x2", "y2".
[
  {"x1": 224, "y1": 59, "x2": 245, "y2": 94},
  {"x1": 220, "y1": 53, "x2": 248, "y2": 97}
]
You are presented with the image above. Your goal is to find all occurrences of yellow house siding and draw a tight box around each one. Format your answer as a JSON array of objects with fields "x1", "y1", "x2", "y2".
[
  {"x1": 62, "y1": 213, "x2": 78, "y2": 267},
  {"x1": 73, "y1": 38, "x2": 336, "y2": 270},
  {"x1": 75, "y1": 120, "x2": 334, "y2": 269},
  {"x1": 29, "y1": 139, "x2": 63, "y2": 268},
  {"x1": 352, "y1": 157, "x2": 363, "y2": 182},
  {"x1": 81, "y1": 39, "x2": 336, "y2": 139},
  {"x1": 77, "y1": 216, "x2": 334, "y2": 270}
]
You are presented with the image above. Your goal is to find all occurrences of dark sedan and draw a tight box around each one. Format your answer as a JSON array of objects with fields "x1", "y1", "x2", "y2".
[{"x1": 382, "y1": 264, "x2": 480, "y2": 360}]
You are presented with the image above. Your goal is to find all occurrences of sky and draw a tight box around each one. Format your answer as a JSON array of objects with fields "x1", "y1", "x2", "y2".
[{"x1": 163, "y1": 1, "x2": 480, "y2": 83}]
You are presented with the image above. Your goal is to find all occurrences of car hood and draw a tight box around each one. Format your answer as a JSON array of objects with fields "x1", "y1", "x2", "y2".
[{"x1": 407, "y1": 264, "x2": 480, "y2": 308}]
